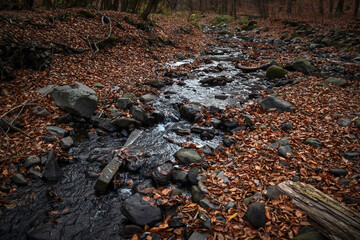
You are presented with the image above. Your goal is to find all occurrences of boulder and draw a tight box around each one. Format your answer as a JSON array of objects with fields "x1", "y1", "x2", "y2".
[
  {"x1": 285, "y1": 57, "x2": 317, "y2": 75},
  {"x1": 265, "y1": 186, "x2": 281, "y2": 200},
  {"x1": 174, "y1": 148, "x2": 202, "y2": 165},
  {"x1": 172, "y1": 170, "x2": 188, "y2": 184},
  {"x1": 51, "y1": 82, "x2": 98, "y2": 118},
  {"x1": 200, "y1": 198, "x2": 220, "y2": 210},
  {"x1": 121, "y1": 193, "x2": 162, "y2": 227},
  {"x1": 325, "y1": 77, "x2": 348, "y2": 87},
  {"x1": 245, "y1": 202, "x2": 266, "y2": 229},
  {"x1": 260, "y1": 96, "x2": 295, "y2": 112},
  {"x1": 148, "y1": 79, "x2": 165, "y2": 89},
  {"x1": 111, "y1": 118, "x2": 139, "y2": 128},
  {"x1": 329, "y1": 168, "x2": 348, "y2": 177},
  {"x1": 266, "y1": 65, "x2": 288, "y2": 78},
  {"x1": 151, "y1": 162, "x2": 173, "y2": 185},
  {"x1": 140, "y1": 93, "x2": 157, "y2": 102},
  {"x1": 188, "y1": 167, "x2": 201, "y2": 185}
]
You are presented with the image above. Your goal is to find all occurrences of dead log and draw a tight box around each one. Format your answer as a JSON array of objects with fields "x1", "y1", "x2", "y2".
[
  {"x1": 278, "y1": 180, "x2": 360, "y2": 240},
  {"x1": 236, "y1": 60, "x2": 276, "y2": 73}
]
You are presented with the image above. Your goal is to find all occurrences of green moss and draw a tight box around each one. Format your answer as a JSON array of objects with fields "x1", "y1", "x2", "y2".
[
  {"x1": 212, "y1": 15, "x2": 233, "y2": 25},
  {"x1": 266, "y1": 65, "x2": 288, "y2": 78},
  {"x1": 241, "y1": 20, "x2": 257, "y2": 31}
]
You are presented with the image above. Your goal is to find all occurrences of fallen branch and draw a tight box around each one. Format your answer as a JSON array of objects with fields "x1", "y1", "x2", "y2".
[
  {"x1": 278, "y1": 181, "x2": 360, "y2": 240},
  {"x1": 52, "y1": 42, "x2": 89, "y2": 54},
  {"x1": 236, "y1": 60, "x2": 277, "y2": 73},
  {"x1": 0, "y1": 118, "x2": 30, "y2": 138},
  {"x1": 0, "y1": 155, "x2": 34, "y2": 163}
]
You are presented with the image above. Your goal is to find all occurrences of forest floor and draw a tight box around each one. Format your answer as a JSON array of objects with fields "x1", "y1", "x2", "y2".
[{"x1": 0, "y1": 9, "x2": 359, "y2": 240}]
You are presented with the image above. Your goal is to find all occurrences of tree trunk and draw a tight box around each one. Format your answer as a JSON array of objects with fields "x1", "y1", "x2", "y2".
[
  {"x1": 278, "y1": 181, "x2": 360, "y2": 240},
  {"x1": 141, "y1": 0, "x2": 160, "y2": 20},
  {"x1": 336, "y1": 0, "x2": 344, "y2": 14},
  {"x1": 329, "y1": 0, "x2": 334, "y2": 13},
  {"x1": 354, "y1": 0, "x2": 360, "y2": 18},
  {"x1": 318, "y1": 0, "x2": 324, "y2": 15},
  {"x1": 286, "y1": 0, "x2": 296, "y2": 14}
]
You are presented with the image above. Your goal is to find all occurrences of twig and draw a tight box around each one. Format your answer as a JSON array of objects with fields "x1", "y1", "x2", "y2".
[
  {"x1": 0, "y1": 118, "x2": 30, "y2": 138},
  {"x1": 52, "y1": 41, "x2": 89, "y2": 53},
  {"x1": 0, "y1": 155, "x2": 34, "y2": 163}
]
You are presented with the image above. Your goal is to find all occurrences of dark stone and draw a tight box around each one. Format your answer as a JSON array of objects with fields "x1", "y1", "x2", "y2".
[
  {"x1": 40, "y1": 136, "x2": 56, "y2": 143},
  {"x1": 116, "y1": 97, "x2": 133, "y2": 109},
  {"x1": 285, "y1": 57, "x2": 317, "y2": 75},
  {"x1": 329, "y1": 168, "x2": 348, "y2": 177},
  {"x1": 200, "y1": 129, "x2": 215, "y2": 140},
  {"x1": 188, "y1": 232, "x2": 210, "y2": 240},
  {"x1": 25, "y1": 156, "x2": 41, "y2": 168},
  {"x1": 174, "y1": 148, "x2": 202, "y2": 165},
  {"x1": 343, "y1": 152, "x2": 360, "y2": 159},
  {"x1": 148, "y1": 79, "x2": 165, "y2": 89},
  {"x1": 191, "y1": 185, "x2": 205, "y2": 203},
  {"x1": 245, "y1": 202, "x2": 266, "y2": 229},
  {"x1": 168, "y1": 218, "x2": 184, "y2": 228},
  {"x1": 180, "y1": 103, "x2": 202, "y2": 122},
  {"x1": 84, "y1": 170, "x2": 98, "y2": 179},
  {"x1": 120, "y1": 225, "x2": 142, "y2": 236},
  {"x1": 151, "y1": 111, "x2": 165, "y2": 123},
  {"x1": 305, "y1": 138, "x2": 322, "y2": 148},
  {"x1": 225, "y1": 201, "x2": 236, "y2": 210},
  {"x1": 188, "y1": 167, "x2": 201, "y2": 185},
  {"x1": 200, "y1": 198, "x2": 220, "y2": 210},
  {"x1": 223, "y1": 118, "x2": 238, "y2": 129},
  {"x1": 60, "y1": 136, "x2": 74, "y2": 150},
  {"x1": 31, "y1": 106, "x2": 49, "y2": 117},
  {"x1": 172, "y1": 170, "x2": 188, "y2": 184},
  {"x1": 99, "y1": 119, "x2": 118, "y2": 132},
  {"x1": 121, "y1": 193, "x2": 162, "y2": 227},
  {"x1": 260, "y1": 96, "x2": 295, "y2": 112},
  {"x1": 27, "y1": 223, "x2": 56, "y2": 240},
  {"x1": 111, "y1": 118, "x2": 139, "y2": 128},
  {"x1": 211, "y1": 119, "x2": 222, "y2": 128},
  {"x1": 56, "y1": 113, "x2": 73, "y2": 124},
  {"x1": 199, "y1": 211, "x2": 211, "y2": 228},
  {"x1": 140, "y1": 93, "x2": 157, "y2": 102},
  {"x1": 278, "y1": 145, "x2": 293, "y2": 158},
  {"x1": 28, "y1": 167, "x2": 43, "y2": 179},
  {"x1": 337, "y1": 118, "x2": 351, "y2": 127},
  {"x1": 11, "y1": 173, "x2": 28, "y2": 186},
  {"x1": 151, "y1": 162, "x2": 173, "y2": 185},
  {"x1": 46, "y1": 126, "x2": 69, "y2": 137},
  {"x1": 281, "y1": 122, "x2": 293, "y2": 131},
  {"x1": 133, "y1": 179, "x2": 153, "y2": 194},
  {"x1": 171, "y1": 188, "x2": 182, "y2": 196},
  {"x1": 293, "y1": 231, "x2": 327, "y2": 240},
  {"x1": 223, "y1": 137, "x2": 235, "y2": 147},
  {"x1": 42, "y1": 152, "x2": 63, "y2": 182},
  {"x1": 325, "y1": 77, "x2": 348, "y2": 87},
  {"x1": 265, "y1": 186, "x2": 281, "y2": 200}
]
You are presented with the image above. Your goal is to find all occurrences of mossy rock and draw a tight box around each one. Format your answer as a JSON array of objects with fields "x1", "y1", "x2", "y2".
[
  {"x1": 78, "y1": 10, "x2": 96, "y2": 19},
  {"x1": 325, "y1": 77, "x2": 348, "y2": 87},
  {"x1": 242, "y1": 20, "x2": 257, "y2": 31},
  {"x1": 266, "y1": 65, "x2": 288, "y2": 78}
]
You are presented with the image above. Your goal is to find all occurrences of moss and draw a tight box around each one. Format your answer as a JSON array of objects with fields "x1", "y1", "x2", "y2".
[
  {"x1": 241, "y1": 20, "x2": 257, "y2": 31},
  {"x1": 266, "y1": 65, "x2": 288, "y2": 78},
  {"x1": 212, "y1": 15, "x2": 233, "y2": 25}
]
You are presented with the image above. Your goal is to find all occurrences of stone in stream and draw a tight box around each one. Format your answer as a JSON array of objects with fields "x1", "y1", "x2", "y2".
[
  {"x1": 121, "y1": 193, "x2": 162, "y2": 227},
  {"x1": 223, "y1": 137, "x2": 236, "y2": 147},
  {"x1": 325, "y1": 77, "x2": 348, "y2": 87},
  {"x1": 94, "y1": 129, "x2": 143, "y2": 194},
  {"x1": 28, "y1": 166, "x2": 43, "y2": 179},
  {"x1": 56, "y1": 113, "x2": 73, "y2": 124},
  {"x1": 140, "y1": 93, "x2": 158, "y2": 102},
  {"x1": 46, "y1": 126, "x2": 69, "y2": 137},
  {"x1": 98, "y1": 119, "x2": 118, "y2": 132},
  {"x1": 305, "y1": 138, "x2": 322, "y2": 148},
  {"x1": 111, "y1": 118, "x2": 139, "y2": 129},
  {"x1": 245, "y1": 202, "x2": 266, "y2": 229},
  {"x1": 25, "y1": 156, "x2": 41, "y2": 168},
  {"x1": 120, "y1": 225, "x2": 142, "y2": 236},
  {"x1": 337, "y1": 118, "x2": 351, "y2": 127},
  {"x1": 42, "y1": 152, "x2": 63, "y2": 182},
  {"x1": 50, "y1": 82, "x2": 98, "y2": 119},
  {"x1": 180, "y1": 103, "x2": 202, "y2": 122},
  {"x1": 130, "y1": 106, "x2": 154, "y2": 126},
  {"x1": 151, "y1": 162, "x2": 173, "y2": 185},
  {"x1": 260, "y1": 96, "x2": 295, "y2": 112},
  {"x1": 188, "y1": 232, "x2": 210, "y2": 240},
  {"x1": 147, "y1": 79, "x2": 165, "y2": 89},
  {"x1": 174, "y1": 148, "x2": 202, "y2": 165},
  {"x1": 11, "y1": 173, "x2": 28, "y2": 186},
  {"x1": 60, "y1": 136, "x2": 74, "y2": 150},
  {"x1": 151, "y1": 111, "x2": 165, "y2": 123},
  {"x1": 285, "y1": 57, "x2": 317, "y2": 75},
  {"x1": 211, "y1": 118, "x2": 222, "y2": 129},
  {"x1": 31, "y1": 106, "x2": 49, "y2": 117},
  {"x1": 266, "y1": 65, "x2": 288, "y2": 78},
  {"x1": 278, "y1": 145, "x2": 293, "y2": 158}
]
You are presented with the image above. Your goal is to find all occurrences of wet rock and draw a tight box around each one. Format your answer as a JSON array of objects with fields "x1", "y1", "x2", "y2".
[
  {"x1": 25, "y1": 156, "x2": 41, "y2": 168},
  {"x1": 200, "y1": 129, "x2": 215, "y2": 140},
  {"x1": 120, "y1": 225, "x2": 142, "y2": 236},
  {"x1": 28, "y1": 166, "x2": 42, "y2": 179},
  {"x1": 51, "y1": 82, "x2": 98, "y2": 118},
  {"x1": 151, "y1": 162, "x2": 173, "y2": 185},
  {"x1": 278, "y1": 145, "x2": 293, "y2": 158},
  {"x1": 31, "y1": 106, "x2": 49, "y2": 117},
  {"x1": 245, "y1": 202, "x2": 266, "y2": 229},
  {"x1": 337, "y1": 118, "x2": 351, "y2": 127},
  {"x1": 174, "y1": 148, "x2": 202, "y2": 165},
  {"x1": 94, "y1": 155, "x2": 122, "y2": 194},
  {"x1": 242, "y1": 114, "x2": 253, "y2": 126},
  {"x1": 148, "y1": 79, "x2": 165, "y2": 89},
  {"x1": 180, "y1": 103, "x2": 202, "y2": 122},
  {"x1": 151, "y1": 111, "x2": 165, "y2": 123},
  {"x1": 140, "y1": 93, "x2": 157, "y2": 102},
  {"x1": 260, "y1": 96, "x2": 295, "y2": 112},
  {"x1": 199, "y1": 211, "x2": 211, "y2": 228},
  {"x1": 0, "y1": 185, "x2": 10, "y2": 193},
  {"x1": 200, "y1": 198, "x2": 220, "y2": 210},
  {"x1": 11, "y1": 173, "x2": 28, "y2": 186},
  {"x1": 265, "y1": 186, "x2": 281, "y2": 200},
  {"x1": 171, "y1": 188, "x2": 182, "y2": 197},
  {"x1": 42, "y1": 152, "x2": 63, "y2": 182},
  {"x1": 133, "y1": 179, "x2": 153, "y2": 194},
  {"x1": 223, "y1": 137, "x2": 235, "y2": 147},
  {"x1": 223, "y1": 118, "x2": 238, "y2": 129},
  {"x1": 281, "y1": 122, "x2": 293, "y2": 131},
  {"x1": 46, "y1": 126, "x2": 69, "y2": 137},
  {"x1": 122, "y1": 92, "x2": 137, "y2": 101},
  {"x1": 191, "y1": 185, "x2": 205, "y2": 203},
  {"x1": 339, "y1": 178, "x2": 351, "y2": 185},
  {"x1": 225, "y1": 201, "x2": 236, "y2": 210},
  {"x1": 27, "y1": 223, "x2": 56, "y2": 240},
  {"x1": 329, "y1": 168, "x2": 348, "y2": 177},
  {"x1": 266, "y1": 65, "x2": 288, "y2": 78},
  {"x1": 217, "y1": 171, "x2": 230, "y2": 183},
  {"x1": 99, "y1": 119, "x2": 118, "y2": 132},
  {"x1": 343, "y1": 151, "x2": 360, "y2": 159},
  {"x1": 116, "y1": 97, "x2": 133, "y2": 109},
  {"x1": 325, "y1": 77, "x2": 348, "y2": 87},
  {"x1": 60, "y1": 136, "x2": 74, "y2": 150},
  {"x1": 56, "y1": 113, "x2": 73, "y2": 124},
  {"x1": 121, "y1": 193, "x2": 162, "y2": 227},
  {"x1": 200, "y1": 76, "x2": 231, "y2": 86},
  {"x1": 188, "y1": 232, "x2": 210, "y2": 240},
  {"x1": 356, "y1": 118, "x2": 360, "y2": 129},
  {"x1": 285, "y1": 57, "x2": 317, "y2": 75},
  {"x1": 188, "y1": 167, "x2": 201, "y2": 185},
  {"x1": 305, "y1": 138, "x2": 322, "y2": 148},
  {"x1": 111, "y1": 118, "x2": 138, "y2": 128},
  {"x1": 172, "y1": 170, "x2": 188, "y2": 184}
]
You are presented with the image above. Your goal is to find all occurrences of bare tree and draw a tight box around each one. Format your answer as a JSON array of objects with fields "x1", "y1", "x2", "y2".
[
  {"x1": 318, "y1": 0, "x2": 324, "y2": 15},
  {"x1": 286, "y1": 0, "x2": 296, "y2": 14},
  {"x1": 141, "y1": 0, "x2": 160, "y2": 20},
  {"x1": 355, "y1": 0, "x2": 360, "y2": 18},
  {"x1": 336, "y1": 0, "x2": 344, "y2": 14},
  {"x1": 329, "y1": 0, "x2": 334, "y2": 13}
]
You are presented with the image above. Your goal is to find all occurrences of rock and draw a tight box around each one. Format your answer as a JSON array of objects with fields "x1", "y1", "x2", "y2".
[
  {"x1": 223, "y1": 137, "x2": 236, "y2": 147},
  {"x1": 148, "y1": 79, "x2": 165, "y2": 89},
  {"x1": 42, "y1": 152, "x2": 63, "y2": 182},
  {"x1": 285, "y1": 57, "x2": 317, "y2": 75},
  {"x1": 99, "y1": 119, "x2": 118, "y2": 132},
  {"x1": 343, "y1": 152, "x2": 360, "y2": 159},
  {"x1": 40, "y1": 136, "x2": 56, "y2": 143},
  {"x1": 37, "y1": 85, "x2": 57, "y2": 95},
  {"x1": 242, "y1": 114, "x2": 253, "y2": 126},
  {"x1": 51, "y1": 82, "x2": 98, "y2": 118},
  {"x1": 188, "y1": 167, "x2": 201, "y2": 185},
  {"x1": 27, "y1": 223, "x2": 56, "y2": 240},
  {"x1": 11, "y1": 173, "x2": 28, "y2": 186},
  {"x1": 211, "y1": 119, "x2": 222, "y2": 128},
  {"x1": 168, "y1": 217, "x2": 184, "y2": 228},
  {"x1": 260, "y1": 96, "x2": 295, "y2": 112},
  {"x1": 265, "y1": 186, "x2": 281, "y2": 200},
  {"x1": 130, "y1": 106, "x2": 154, "y2": 125},
  {"x1": 175, "y1": 52, "x2": 186, "y2": 60},
  {"x1": 123, "y1": 92, "x2": 137, "y2": 101},
  {"x1": 245, "y1": 202, "x2": 266, "y2": 229},
  {"x1": 172, "y1": 170, "x2": 188, "y2": 184},
  {"x1": 293, "y1": 231, "x2": 327, "y2": 240},
  {"x1": 56, "y1": 113, "x2": 73, "y2": 124},
  {"x1": 325, "y1": 77, "x2": 348, "y2": 87},
  {"x1": 93, "y1": 82, "x2": 104, "y2": 89},
  {"x1": 200, "y1": 76, "x2": 230, "y2": 86},
  {"x1": 151, "y1": 111, "x2": 165, "y2": 123},
  {"x1": 225, "y1": 201, "x2": 236, "y2": 210},
  {"x1": 339, "y1": 178, "x2": 351, "y2": 185},
  {"x1": 180, "y1": 103, "x2": 202, "y2": 122},
  {"x1": 199, "y1": 211, "x2": 211, "y2": 228},
  {"x1": 217, "y1": 171, "x2": 230, "y2": 183},
  {"x1": 151, "y1": 162, "x2": 173, "y2": 185},
  {"x1": 140, "y1": 93, "x2": 157, "y2": 102},
  {"x1": 171, "y1": 188, "x2": 182, "y2": 196},
  {"x1": 60, "y1": 136, "x2": 74, "y2": 150},
  {"x1": 31, "y1": 106, "x2": 49, "y2": 117},
  {"x1": 46, "y1": 126, "x2": 69, "y2": 137},
  {"x1": 121, "y1": 193, "x2": 162, "y2": 227},
  {"x1": 200, "y1": 198, "x2": 220, "y2": 210},
  {"x1": 223, "y1": 118, "x2": 238, "y2": 129},
  {"x1": 243, "y1": 192, "x2": 262, "y2": 205},
  {"x1": 356, "y1": 119, "x2": 360, "y2": 129},
  {"x1": 188, "y1": 232, "x2": 210, "y2": 240},
  {"x1": 329, "y1": 168, "x2": 348, "y2": 177},
  {"x1": 174, "y1": 148, "x2": 202, "y2": 165},
  {"x1": 281, "y1": 122, "x2": 293, "y2": 131},
  {"x1": 25, "y1": 156, "x2": 41, "y2": 168},
  {"x1": 28, "y1": 166, "x2": 43, "y2": 179},
  {"x1": 120, "y1": 225, "x2": 142, "y2": 236},
  {"x1": 337, "y1": 118, "x2": 351, "y2": 127},
  {"x1": 278, "y1": 145, "x2": 293, "y2": 158},
  {"x1": 94, "y1": 155, "x2": 123, "y2": 194},
  {"x1": 191, "y1": 185, "x2": 205, "y2": 203},
  {"x1": 133, "y1": 179, "x2": 153, "y2": 194},
  {"x1": 116, "y1": 97, "x2": 133, "y2": 109},
  {"x1": 266, "y1": 65, "x2": 288, "y2": 78},
  {"x1": 305, "y1": 138, "x2": 322, "y2": 148},
  {"x1": 84, "y1": 170, "x2": 98, "y2": 179},
  {"x1": 111, "y1": 118, "x2": 138, "y2": 128}
]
